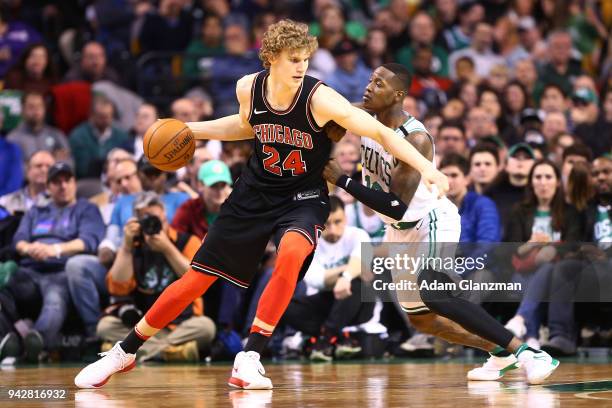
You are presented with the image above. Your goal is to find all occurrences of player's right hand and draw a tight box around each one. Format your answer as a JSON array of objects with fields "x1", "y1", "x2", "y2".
[
  {"x1": 420, "y1": 166, "x2": 449, "y2": 198},
  {"x1": 323, "y1": 120, "x2": 346, "y2": 143},
  {"x1": 323, "y1": 158, "x2": 344, "y2": 185}
]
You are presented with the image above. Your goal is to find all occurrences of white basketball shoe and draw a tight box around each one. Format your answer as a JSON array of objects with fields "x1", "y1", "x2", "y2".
[
  {"x1": 74, "y1": 342, "x2": 136, "y2": 388},
  {"x1": 516, "y1": 346, "x2": 560, "y2": 384},
  {"x1": 228, "y1": 351, "x2": 273, "y2": 390},
  {"x1": 467, "y1": 354, "x2": 519, "y2": 381}
]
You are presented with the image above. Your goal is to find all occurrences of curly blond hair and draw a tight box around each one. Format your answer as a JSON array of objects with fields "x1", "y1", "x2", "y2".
[{"x1": 259, "y1": 19, "x2": 318, "y2": 69}]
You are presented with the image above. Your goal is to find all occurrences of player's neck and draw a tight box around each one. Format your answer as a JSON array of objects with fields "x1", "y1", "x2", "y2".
[
  {"x1": 266, "y1": 72, "x2": 300, "y2": 109},
  {"x1": 376, "y1": 104, "x2": 408, "y2": 130}
]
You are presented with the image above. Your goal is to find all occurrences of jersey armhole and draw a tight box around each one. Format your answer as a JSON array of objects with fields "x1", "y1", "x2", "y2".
[
  {"x1": 306, "y1": 81, "x2": 324, "y2": 133},
  {"x1": 247, "y1": 71, "x2": 262, "y2": 123},
  {"x1": 400, "y1": 125, "x2": 435, "y2": 160}
]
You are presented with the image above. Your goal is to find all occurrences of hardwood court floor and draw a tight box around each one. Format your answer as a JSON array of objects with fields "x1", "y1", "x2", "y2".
[{"x1": 2, "y1": 360, "x2": 612, "y2": 407}]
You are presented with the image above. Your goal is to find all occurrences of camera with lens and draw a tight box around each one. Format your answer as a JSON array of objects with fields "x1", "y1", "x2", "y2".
[
  {"x1": 104, "y1": 296, "x2": 144, "y2": 327},
  {"x1": 138, "y1": 214, "x2": 162, "y2": 236}
]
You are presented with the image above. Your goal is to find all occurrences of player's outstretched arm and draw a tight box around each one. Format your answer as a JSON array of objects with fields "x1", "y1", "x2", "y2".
[
  {"x1": 323, "y1": 159, "x2": 408, "y2": 221},
  {"x1": 187, "y1": 115, "x2": 254, "y2": 141},
  {"x1": 186, "y1": 74, "x2": 256, "y2": 141},
  {"x1": 311, "y1": 86, "x2": 448, "y2": 197}
]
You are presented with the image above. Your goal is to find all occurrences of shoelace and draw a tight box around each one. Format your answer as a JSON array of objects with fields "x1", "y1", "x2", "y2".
[
  {"x1": 98, "y1": 346, "x2": 132, "y2": 370},
  {"x1": 245, "y1": 353, "x2": 266, "y2": 375}
]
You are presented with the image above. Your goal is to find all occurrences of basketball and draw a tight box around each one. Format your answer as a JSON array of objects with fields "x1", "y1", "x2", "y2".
[{"x1": 143, "y1": 118, "x2": 195, "y2": 172}]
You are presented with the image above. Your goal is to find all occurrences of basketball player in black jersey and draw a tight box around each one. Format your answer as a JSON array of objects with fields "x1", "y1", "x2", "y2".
[{"x1": 75, "y1": 19, "x2": 449, "y2": 390}]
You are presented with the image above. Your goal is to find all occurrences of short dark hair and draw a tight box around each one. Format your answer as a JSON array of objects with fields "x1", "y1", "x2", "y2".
[
  {"x1": 21, "y1": 91, "x2": 45, "y2": 106},
  {"x1": 329, "y1": 195, "x2": 345, "y2": 212},
  {"x1": 440, "y1": 153, "x2": 469, "y2": 176},
  {"x1": 439, "y1": 120, "x2": 465, "y2": 135},
  {"x1": 542, "y1": 83, "x2": 567, "y2": 98},
  {"x1": 469, "y1": 143, "x2": 500, "y2": 166},
  {"x1": 381, "y1": 63, "x2": 412, "y2": 90},
  {"x1": 562, "y1": 142, "x2": 593, "y2": 162}
]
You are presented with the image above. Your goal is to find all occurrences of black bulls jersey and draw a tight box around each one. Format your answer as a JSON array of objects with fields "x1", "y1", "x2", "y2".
[{"x1": 241, "y1": 70, "x2": 332, "y2": 194}]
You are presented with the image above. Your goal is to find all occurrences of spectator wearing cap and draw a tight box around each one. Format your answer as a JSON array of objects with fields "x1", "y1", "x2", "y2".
[
  {"x1": 99, "y1": 191, "x2": 215, "y2": 362},
  {"x1": 68, "y1": 95, "x2": 129, "y2": 179},
  {"x1": 9, "y1": 163, "x2": 104, "y2": 361},
  {"x1": 486, "y1": 143, "x2": 536, "y2": 234},
  {"x1": 0, "y1": 150, "x2": 53, "y2": 215},
  {"x1": 7, "y1": 92, "x2": 70, "y2": 163},
  {"x1": 520, "y1": 107, "x2": 544, "y2": 131},
  {"x1": 449, "y1": 22, "x2": 505, "y2": 79},
  {"x1": 324, "y1": 39, "x2": 371, "y2": 103},
  {"x1": 172, "y1": 160, "x2": 232, "y2": 240},
  {"x1": 63, "y1": 41, "x2": 121, "y2": 84},
  {"x1": 535, "y1": 30, "x2": 583, "y2": 100},
  {"x1": 571, "y1": 88, "x2": 610, "y2": 155},
  {"x1": 468, "y1": 143, "x2": 501, "y2": 194},
  {"x1": 441, "y1": 153, "x2": 501, "y2": 244},
  {"x1": 396, "y1": 11, "x2": 449, "y2": 77},
  {"x1": 522, "y1": 129, "x2": 546, "y2": 159}
]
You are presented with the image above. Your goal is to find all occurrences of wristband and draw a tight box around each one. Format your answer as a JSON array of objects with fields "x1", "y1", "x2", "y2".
[
  {"x1": 53, "y1": 244, "x2": 62, "y2": 259},
  {"x1": 336, "y1": 174, "x2": 351, "y2": 189}
]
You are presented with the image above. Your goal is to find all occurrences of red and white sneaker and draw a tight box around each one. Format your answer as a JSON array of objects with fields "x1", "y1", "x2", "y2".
[
  {"x1": 228, "y1": 351, "x2": 273, "y2": 390},
  {"x1": 74, "y1": 342, "x2": 136, "y2": 388}
]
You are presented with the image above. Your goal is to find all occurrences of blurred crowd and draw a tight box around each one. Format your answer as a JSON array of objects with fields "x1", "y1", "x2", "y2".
[{"x1": 0, "y1": 0, "x2": 611, "y2": 364}]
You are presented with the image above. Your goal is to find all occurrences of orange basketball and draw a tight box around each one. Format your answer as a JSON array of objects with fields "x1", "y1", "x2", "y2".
[{"x1": 143, "y1": 118, "x2": 195, "y2": 172}]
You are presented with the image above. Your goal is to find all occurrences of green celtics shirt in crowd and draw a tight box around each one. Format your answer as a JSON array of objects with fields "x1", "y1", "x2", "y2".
[
  {"x1": 532, "y1": 209, "x2": 561, "y2": 242},
  {"x1": 594, "y1": 205, "x2": 612, "y2": 249}
]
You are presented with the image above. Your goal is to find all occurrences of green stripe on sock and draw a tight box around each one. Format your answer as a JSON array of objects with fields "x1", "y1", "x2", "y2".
[
  {"x1": 490, "y1": 345, "x2": 512, "y2": 357},
  {"x1": 514, "y1": 343, "x2": 530, "y2": 357}
]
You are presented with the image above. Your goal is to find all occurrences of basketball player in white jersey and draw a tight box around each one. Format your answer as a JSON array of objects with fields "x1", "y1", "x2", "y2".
[{"x1": 324, "y1": 63, "x2": 559, "y2": 384}]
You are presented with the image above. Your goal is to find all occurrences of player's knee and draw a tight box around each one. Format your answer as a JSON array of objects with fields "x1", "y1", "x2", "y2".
[{"x1": 278, "y1": 231, "x2": 314, "y2": 260}]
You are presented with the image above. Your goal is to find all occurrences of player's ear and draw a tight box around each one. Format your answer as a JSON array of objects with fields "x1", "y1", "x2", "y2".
[{"x1": 394, "y1": 90, "x2": 405, "y2": 103}]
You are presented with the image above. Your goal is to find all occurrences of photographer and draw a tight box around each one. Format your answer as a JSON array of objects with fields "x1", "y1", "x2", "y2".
[{"x1": 97, "y1": 192, "x2": 215, "y2": 362}]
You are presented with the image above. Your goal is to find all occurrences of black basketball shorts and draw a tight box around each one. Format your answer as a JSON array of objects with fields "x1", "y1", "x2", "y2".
[{"x1": 191, "y1": 179, "x2": 330, "y2": 288}]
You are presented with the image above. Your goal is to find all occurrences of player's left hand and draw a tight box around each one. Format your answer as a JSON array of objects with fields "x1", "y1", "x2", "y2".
[
  {"x1": 323, "y1": 159, "x2": 344, "y2": 185},
  {"x1": 420, "y1": 166, "x2": 449, "y2": 198},
  {"x1": 324, "y1": 120, "x2": 346, "y2": 143},
  {"x1": 334, "y1": 275, "x2": 352, "y2": 299}
]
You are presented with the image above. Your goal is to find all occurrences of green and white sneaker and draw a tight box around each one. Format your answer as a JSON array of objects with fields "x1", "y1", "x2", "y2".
[
  {"x1": 516, "y1": 345, "x2": 560, "y2": 385},
  {"x1": 467, "y1": 354, "x2": 520, "y2": 381}
]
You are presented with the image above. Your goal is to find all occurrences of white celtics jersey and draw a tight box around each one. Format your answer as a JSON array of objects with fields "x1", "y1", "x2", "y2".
[{"x1": 361, "y1": 114, "x2": 439, "y2": 224}]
